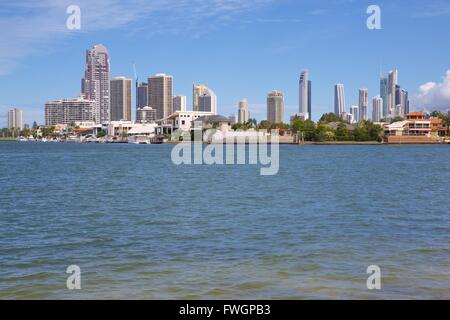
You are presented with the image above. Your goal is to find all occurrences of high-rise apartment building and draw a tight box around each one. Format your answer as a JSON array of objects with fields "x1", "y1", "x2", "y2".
[
  {"x1": 358, "y1": 88, "x2": 369, "y2": 121},
  {"x1": 148, "y1": 73, "x2": 173, "y2": 120},
  {"x1": 238, "y1": 99, "x2": 250, "y2": 124},
  {"x1": 137, "y1": 82, "x2": 148, "y2": 109},
  {"x1": 45, "y1": 97, "x2": 95, "y2": 126},
  {"x1": 380, "y1": 76, "x2": 388, "y2": 118},
  {"x1": 193, "y1": 84, "x2": 208, "y2": 112},
  {"x1": 8, "y1": 108, "x2": 23, "y2": 130},
  {"x1": 299, "y1": 70, "x2": 311, "y2": 120},
  {"x1": 388, "y1": 69, "x2": 398, "y2": 116},
  {"x1": 267, "y1": 90, "x2": 284, "y2": 124},
  {"x1": 334, "y1": 84, "x2": 346, "y2": 116},
  {"x1": 372, "y1": 96, "x2": 383, "y2": 122},
  {"x1": 173, "y1": 95, "x2": 187, "y2": 112},
  {"x1": 136, "y1": 106, "x2": 157, "y2": 123},
  {"x1": 81, "y1": 44, "x2": 110, "y2": 123},
  {"x1": 110, "y1": 77, "x2": 132, "y2": 121},
  {"x1": 197, "y1": 87, "x2": 217, "y2": 114},
  {"x1": 350, "y1": 106, "x2": 359, "y2": 124}
]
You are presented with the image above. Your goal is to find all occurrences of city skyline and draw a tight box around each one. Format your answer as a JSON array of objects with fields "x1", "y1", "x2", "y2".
[{"x1": 1, "y1": 1, "x2": 450, "y2": 126}]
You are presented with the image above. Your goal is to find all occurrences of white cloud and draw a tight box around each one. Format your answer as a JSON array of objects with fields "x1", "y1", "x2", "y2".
[
  {"x1": 0, "y1": 0, "x2": 273, "y2": 75},
  {"x1": 413, "y1": 70, "x2": 450, "y2": 112}
]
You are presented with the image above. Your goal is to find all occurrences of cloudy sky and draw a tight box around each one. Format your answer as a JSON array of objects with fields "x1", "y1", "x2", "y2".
[{"x1": 0, "y1": 0, "x2": 449, "y2": 125}]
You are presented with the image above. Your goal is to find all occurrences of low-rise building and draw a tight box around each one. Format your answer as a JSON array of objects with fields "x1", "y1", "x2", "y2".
[{"x1": 384, "y1": 112, "x2": 445, "y2": 143}]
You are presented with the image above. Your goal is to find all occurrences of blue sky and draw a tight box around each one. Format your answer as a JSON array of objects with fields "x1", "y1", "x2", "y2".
[{"x1": 1, "y1": 0, "x2": 450, "y2": 126}]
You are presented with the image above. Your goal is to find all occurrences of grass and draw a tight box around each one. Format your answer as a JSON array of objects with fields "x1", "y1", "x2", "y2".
[{"x1": 0, "y1": 137, "x2": 17, "y2": 141}]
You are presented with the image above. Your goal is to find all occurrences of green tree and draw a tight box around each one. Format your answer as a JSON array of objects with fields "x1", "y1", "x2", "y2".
[
  {"x1": 96, "y1": 130, "x2": 106, "y2": 138},
  {"x1": 292, "y1": 119, "x2": 316, "y2": 141},
  {"x1": 41, "y1": 126, "x2": 55, "y2": 138},
  {"x1": 336, "y1": 122, "x2": 353, "y2": 141},
  {"x1": 314, "y1": 124, "x2": 336, "y2": 142},
  {"x1": 258, "y1": 120, "x2": 272, "y2": 130},
  {"x1": 391, "y1": 116, "x2": 405, "y2": 123},
  {"x1": 319, "y1": 112, "x2": 341, "y2": 124}
]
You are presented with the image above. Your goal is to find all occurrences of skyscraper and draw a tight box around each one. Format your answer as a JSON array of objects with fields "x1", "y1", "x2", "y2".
[
  {"x1": 350, "y1": 106, "x2": 359, "y2": 124},
  {"x1": 110, "y1": 77, "x2": 132, "y2": 121},
  {"x1": 334, "y1": 84, "x2": 346, "y2": 116},
  {"x1": 148, "y1": 73, "x2": 173, "y2": 120},
  {"x1": 308, "y1": 80, "x2": 312, "y2": 120},
  {"x1": 372, "y1": 96, "x2": 383, "y2": 122},
  {"x1": 380, "y1": 76, "x2": 388, "y2": 118},
  {"x1": 137, "y1": 82, "x2": 148, "y2": 109},
  {"x1": 299, "y1": 70, "x2": 311, "y2": 120},
  {"x1": 81, "y1": 44, "x2": 110, "y2": 123},
  {"x1": 197, "y1": 86, "x2": 217, "y2": 114},
  {"x1": 388, "y1": 69, "x2": 398, "y2": 116},
  {"x1": 238, "y1": 98, "x2": 249, "y2": 124},
  {"x1": 8, "y1": 108, "x2": 23, "y2": 130},
  {"x1": 267, "y1": 90, "x2": 284, "y2": 124},
  {"x1": 193, "y1": 84, "x2": 208, "y2": 112},
  {"x1": 402, "y1": 90, "x2": 410, "y2": 115},
  {"x1": 173, "y1": 95, "x2": 187, "y2": 112},
  {"x1": 358, "y1": 88, "x2": 369, "y2": 121}
]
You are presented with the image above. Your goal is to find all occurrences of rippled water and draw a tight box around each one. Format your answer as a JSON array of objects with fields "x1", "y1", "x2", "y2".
[{"x1": 0, "y1": 142, "x2": 449, "y2": 299}]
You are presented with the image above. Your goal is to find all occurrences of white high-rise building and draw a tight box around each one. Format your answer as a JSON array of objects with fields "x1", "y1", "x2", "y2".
[
  {"x1": 387, "y1": 69, "x2": 398, "y2": 117},
  {"x1": 173, "y1": 95, "x2": 187, "y2": 112},
  {"x1": 81, "y1": 44, "x2": 110, "y2": 123},
  {"x1": 358, "y1": 88, "x2": 369, "y2": 121},
  {"x1": 334, "y1": 84, "x2": 346, "y2": 116},
  {"x1": 299, "y1": 70, "x2": 310, "y2": 120},
  {"x1": 372, "y1": 96, "x2": 383, "y2": 122},
  {"x1": 110, "y1": 77, "x2": 132, "y2": 121},
  {"x1": 8, "y1": 108, "x2": 23, "y2": 130},
  {"x1": 197, "y1": 87, "x2": 217, "y2": 114},
  {"x1": 148, "y1": 73, "x2": 173, "y2": 120},
  {"x1": 267, "y1": 90, "x2": 284, "y2": 124},
  {"x1": 350, "y1": 106, "x2": 359, "y2": 124},
  {"x1": 380, "y1": 76, "x2": 389, "y2": 118},
  {"x1": 238, "y1": 98, "x2": 250, "y2": 124}
]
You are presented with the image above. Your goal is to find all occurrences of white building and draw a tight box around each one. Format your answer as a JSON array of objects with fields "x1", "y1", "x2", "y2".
[
  {"x1": 334, "y1": 84, "x2": 346, "y2": 116},
  {"x1": 299, "y1": 70, "x2": 310, "y2": 120},
  {"x1": 350, "y1": 106, "x2": 359, "y2": 124},
  {"x1": 387, "y1": 69, "x2": 398, "y2": 116},
  {"x1": 372, "y1": 96, "x2": 383, "y2": 123},
  {"x1": 8, "y1": 108, "x2": 23, "y2": 130},
  {"x1": 359, "y1": 88, "x2": 369, "y2": 121},
  {"x1": 136, "y1": 106, "x2": 157, "y2": 123},
  {"x1": 81, "y1": 44, "x2": 111, "y2": 123},
  {"x1": 238, "y1": 98, "x2": 249, "y2": 124},
  {"x1": 45, "y1": 97, "x2": 95, "y2": 126},
  {"x1": 105, "y1": 120, "x2": 157, "y2": 137}
]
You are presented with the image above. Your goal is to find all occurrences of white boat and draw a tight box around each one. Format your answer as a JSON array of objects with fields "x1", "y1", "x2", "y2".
[
  {"x1": 17, "y1": 137, "x2": 28, "y2": 142},
  {"x1": 128, "y1": 135, "x2": 151, "y2": 144},
  {"x1": 66, "y1": 135, "x2": 80, "y2": 143}
]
